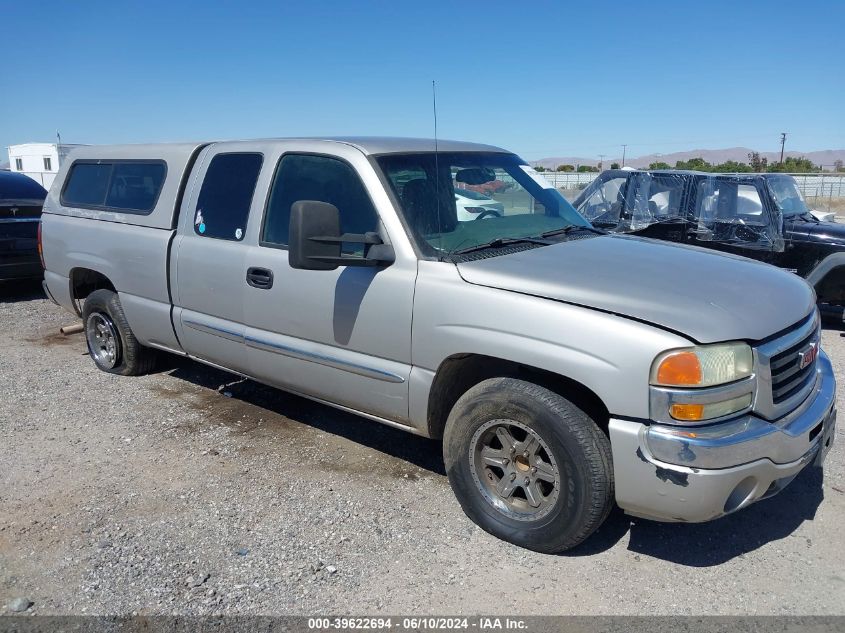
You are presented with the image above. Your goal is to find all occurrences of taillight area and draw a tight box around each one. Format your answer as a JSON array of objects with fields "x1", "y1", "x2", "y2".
[{"x1": 37, "y1": 221, "x2": 45, "y2": 269}]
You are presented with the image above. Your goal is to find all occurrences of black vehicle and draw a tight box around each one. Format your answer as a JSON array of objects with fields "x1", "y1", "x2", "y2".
[
  {"x1": 574, "y1": 170, "x2": 845, "y2": 311},
  {"x1": 0, "y1": 171, "x2": 48, "y2": 281}
]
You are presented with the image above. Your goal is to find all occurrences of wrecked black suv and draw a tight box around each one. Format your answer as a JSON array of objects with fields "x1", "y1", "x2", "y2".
[{"x1": 573, "y1": 170, "x2": 845, "y2": 313}]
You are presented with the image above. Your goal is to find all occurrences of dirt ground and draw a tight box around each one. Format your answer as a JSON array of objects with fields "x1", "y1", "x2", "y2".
[{"x1": 1, "y1": 281, "x2": 844, "y2": 616}]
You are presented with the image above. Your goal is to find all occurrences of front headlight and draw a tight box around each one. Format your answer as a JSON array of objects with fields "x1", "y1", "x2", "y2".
[
  {"x1": 650, "y1": 342, "x2": 754, "y2": 424},
  {"x1": 651, "y1": 342, "x2": 753, "y2": 388}
]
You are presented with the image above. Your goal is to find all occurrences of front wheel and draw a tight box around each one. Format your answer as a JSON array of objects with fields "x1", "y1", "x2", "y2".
[
  {"x1": 443, "y1": 378, "x2": 614, "y2": 553},
  {"x1": 82, "y1": 289, "x2": 156, "y2": 376}
]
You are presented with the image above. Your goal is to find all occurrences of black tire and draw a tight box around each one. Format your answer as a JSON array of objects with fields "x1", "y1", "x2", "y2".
[
  {"x1": 443, "y1": 377, "x2": 614, "y2": 553},
  {"x1": 82, "y1": 289, "x2": 156, "y2": 376}
]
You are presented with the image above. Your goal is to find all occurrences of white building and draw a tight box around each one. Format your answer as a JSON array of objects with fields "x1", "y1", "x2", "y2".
[{"x1": 7, "y1": 142, "x2": 84, "y2": 189}]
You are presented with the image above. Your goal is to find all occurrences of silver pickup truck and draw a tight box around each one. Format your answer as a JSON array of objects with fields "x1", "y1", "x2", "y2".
[{"x1": 41, "y1": 137, "x2": 836, "y2": 553}]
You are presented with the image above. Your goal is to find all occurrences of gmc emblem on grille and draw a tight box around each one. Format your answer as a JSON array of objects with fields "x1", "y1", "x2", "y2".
[{"x1": 798, "y1": 342, "x2": 818, "y2": 370}]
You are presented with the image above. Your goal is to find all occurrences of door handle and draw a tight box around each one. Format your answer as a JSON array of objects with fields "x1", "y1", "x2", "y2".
[{"x1": 246, "y1": 267, "x2": 274, "y2": 290}]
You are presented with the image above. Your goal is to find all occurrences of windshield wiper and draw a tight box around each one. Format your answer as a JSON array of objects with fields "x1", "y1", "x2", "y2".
[
  {"x1": 450, "y1": 236, "x2": 551, "y2": 256},
  {"x1": 539, "y1": 224, "x2": 606, "y2": 238}
]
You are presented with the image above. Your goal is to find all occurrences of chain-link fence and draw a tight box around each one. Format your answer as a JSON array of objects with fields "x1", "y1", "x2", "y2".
[{"x1": 789, "y1": 173, "x2": 845, "y2": 215}]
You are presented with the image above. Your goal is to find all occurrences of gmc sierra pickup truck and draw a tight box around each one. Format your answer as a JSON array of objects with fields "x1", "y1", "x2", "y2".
[{"x1": 41, "y1": 138, "x2": 836, "y2": 553}]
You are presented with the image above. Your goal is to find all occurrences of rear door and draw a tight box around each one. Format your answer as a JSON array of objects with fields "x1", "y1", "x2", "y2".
[
  {"x1": 172, "y1": 143, "x2": 268, "y2": 373},
  {"x1": 623, "y1": 172, "x2": 690, "y2": 242}
]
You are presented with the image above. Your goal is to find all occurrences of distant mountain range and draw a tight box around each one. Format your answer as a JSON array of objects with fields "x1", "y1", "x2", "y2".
[{"x1": 531, "y1": 147, "x2": 845, "y2": 170}]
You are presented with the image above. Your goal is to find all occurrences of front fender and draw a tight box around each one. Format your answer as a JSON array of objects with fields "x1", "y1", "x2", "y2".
[{"x1": 411, "y1": 262, "x2": 693, "y2": 422}]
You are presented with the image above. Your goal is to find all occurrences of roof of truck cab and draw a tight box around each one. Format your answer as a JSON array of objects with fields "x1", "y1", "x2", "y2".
[
  {"x1": 64, "y1": 137, "x2": 510, "y2": 158},
  {"x1": 288, "y1": 137, "x2": 510, "y2": 155}
]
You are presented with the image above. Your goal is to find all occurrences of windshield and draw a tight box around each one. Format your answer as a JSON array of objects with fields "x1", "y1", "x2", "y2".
[
  {"x1": 376, "y1": 152, "x2": 590, "y2": 258},
  {"x1": 767, "y1": 175, "x2": 810, "y2": 216}
]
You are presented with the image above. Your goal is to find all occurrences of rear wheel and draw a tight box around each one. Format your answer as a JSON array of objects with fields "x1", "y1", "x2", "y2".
[
  {"x1": 82, "y1": 289, "x2": 156, "y2": 376},
  {"x1": 443, "y1": 377, "x2": 613, "y2": 553}
]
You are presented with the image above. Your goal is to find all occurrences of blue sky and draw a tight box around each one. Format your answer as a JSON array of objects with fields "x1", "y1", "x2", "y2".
[{"x1": 1, "y1": 0, "x2": 842, "y2": 162}]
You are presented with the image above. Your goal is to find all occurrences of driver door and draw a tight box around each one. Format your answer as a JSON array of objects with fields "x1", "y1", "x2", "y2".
[
  {"x1": 241, "y1": 149, "x2": 416, "y2": 424},
  {"x1": 689, "y1": 176, "x2": 782, "y2": 262}
]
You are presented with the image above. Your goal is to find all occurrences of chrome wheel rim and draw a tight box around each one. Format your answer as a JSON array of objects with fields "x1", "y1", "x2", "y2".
[
  {"x1": 469, "y1": 419, "x2": 561, "y2": 521},
  {"x1": 86, "y1": 312, "x2": 121, "y2": 369}
]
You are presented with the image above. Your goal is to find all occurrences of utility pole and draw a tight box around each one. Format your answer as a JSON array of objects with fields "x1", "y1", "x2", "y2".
[
  {"x1": 598, "y1": 154, "x2": 606, "y2": 171},
  {"x1": 779, "y1": 132, "x2": 787, "y2": 165},
  {"x1": 621, "y1": 144, "x2": 627, "y2": 167}
]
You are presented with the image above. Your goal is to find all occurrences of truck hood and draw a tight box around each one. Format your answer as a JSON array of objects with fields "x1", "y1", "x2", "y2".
[
  {"x1": 456, "y1": 235, "x2": 815, "y2": 344},
  {"x1": 786, "y1": 214, "x2": 845, "y2": 246}
]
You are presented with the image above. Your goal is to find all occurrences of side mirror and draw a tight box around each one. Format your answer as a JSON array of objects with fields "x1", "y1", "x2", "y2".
[
  {"x1": 288, "y1": 200, "x2": 395, "y2": 271},
  {"x1": 289, "y1": 200, "x2": 342, "y2": 270}
]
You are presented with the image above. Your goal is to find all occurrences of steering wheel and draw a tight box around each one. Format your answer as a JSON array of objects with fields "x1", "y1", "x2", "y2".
[{"x1": 475, "y1": 209, "x2": 502, "y2": 220}]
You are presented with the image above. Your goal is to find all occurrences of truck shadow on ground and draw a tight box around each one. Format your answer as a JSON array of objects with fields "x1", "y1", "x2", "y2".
[
  {"x1": 162, "y1": 356, "x2": 827, "y2": 566},
  {"x1": 161, "y1": 357, "x2": 446, "y2": 476},
  {"x1": 0, "y1": 279, "x2": 45, "y2": 303}
]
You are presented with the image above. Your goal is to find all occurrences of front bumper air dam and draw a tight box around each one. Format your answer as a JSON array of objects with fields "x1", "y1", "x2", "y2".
[{"x1": 609, "y1": 351, "x2": 836, "y2": 523}]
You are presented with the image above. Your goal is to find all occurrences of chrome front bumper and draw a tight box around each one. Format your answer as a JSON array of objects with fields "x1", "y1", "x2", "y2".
[{"x1": 609, "y1": 351, "x2": 836, "y2": 523}]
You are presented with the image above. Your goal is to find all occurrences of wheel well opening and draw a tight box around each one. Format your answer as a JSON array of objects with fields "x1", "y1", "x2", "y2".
[
  {"x1": 70, "y1": 268, "x2": 116, "y2": 315},
  {"x1": 426, "y1": 354, "x2": 610, "y2": 440},
  {"x1": 815, "y1": 266, "x2": 845, "y2": 305}
]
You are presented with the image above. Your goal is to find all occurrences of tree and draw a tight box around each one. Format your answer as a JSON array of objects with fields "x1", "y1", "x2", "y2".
[
  {"x1": 577, "y1": 165, "x2": 599, "y2": 172},
  {"x1": 556, "y1": 164, "x2": 575, "y2": 172},
  {"x1": 534, "y1": 165, "x2": 546, "y2": 172},
  {"x1": 610, "y1": 162, "x2": 620, "y2": 169},
  {"x1": 713, "y1": 160, "x2": 753, "y2": 173},
  {"x1": 648, "y1": 161, "x2": 671, "y2": 170},
  {"x1": 768, "y1": 156, "x2": 818, "y2": 173},
  {"x1": 833, "y1": 159, "x2": 843, "y2": 173},
  {"x1": 748, "y1": 152, "x2": 768, "y2": 172},
  {"x1": 674, "y1": 157, "x2": 712, "y2": 171}
]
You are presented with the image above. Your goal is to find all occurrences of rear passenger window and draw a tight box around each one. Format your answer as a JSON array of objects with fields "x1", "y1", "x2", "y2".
[
  {"x1": 194, "y1": 153, "x2": 263, "y2": 241},
  {"x1": 261, "y1": 154, "x2": 379, "y2": 253},
  {"x1": 62, "y1": 161, "x2": 166, "y2": 213}
]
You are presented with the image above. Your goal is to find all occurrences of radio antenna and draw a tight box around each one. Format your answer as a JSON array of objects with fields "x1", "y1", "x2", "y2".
[{"x1": 432, "y1": 80, "x2": 443, "y2": 258}]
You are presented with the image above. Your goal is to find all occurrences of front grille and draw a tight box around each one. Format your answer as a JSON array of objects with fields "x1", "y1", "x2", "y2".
[
  {"x1": 770, "y1": 327, "x2": 818, "y2": 403},
  {"x1": 754, "y1": 311, "x2": 821, "y2": 421}
]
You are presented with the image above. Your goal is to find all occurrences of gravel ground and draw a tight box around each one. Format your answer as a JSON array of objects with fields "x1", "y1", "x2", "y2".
[{"x1": 1, "y1": 280, "x2": 844, "y2": 616}]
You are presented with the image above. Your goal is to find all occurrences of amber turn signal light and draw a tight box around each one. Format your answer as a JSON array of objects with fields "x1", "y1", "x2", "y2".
[
  {"x1": 656, "y1": 351, "x2": 702, "y2": 387},
  {"x1": 669, "y1": 403, "x2": 705, "y2": 421}
]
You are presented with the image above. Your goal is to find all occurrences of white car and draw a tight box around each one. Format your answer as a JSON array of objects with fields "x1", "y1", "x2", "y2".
[{"x1": 454, "y1": 188, "x2": 505, "y2": 221}]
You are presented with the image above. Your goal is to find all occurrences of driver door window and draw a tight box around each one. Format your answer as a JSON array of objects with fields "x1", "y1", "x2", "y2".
[{"x1": 261, "y1": 154, "x2": 380, "y2": 254}]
